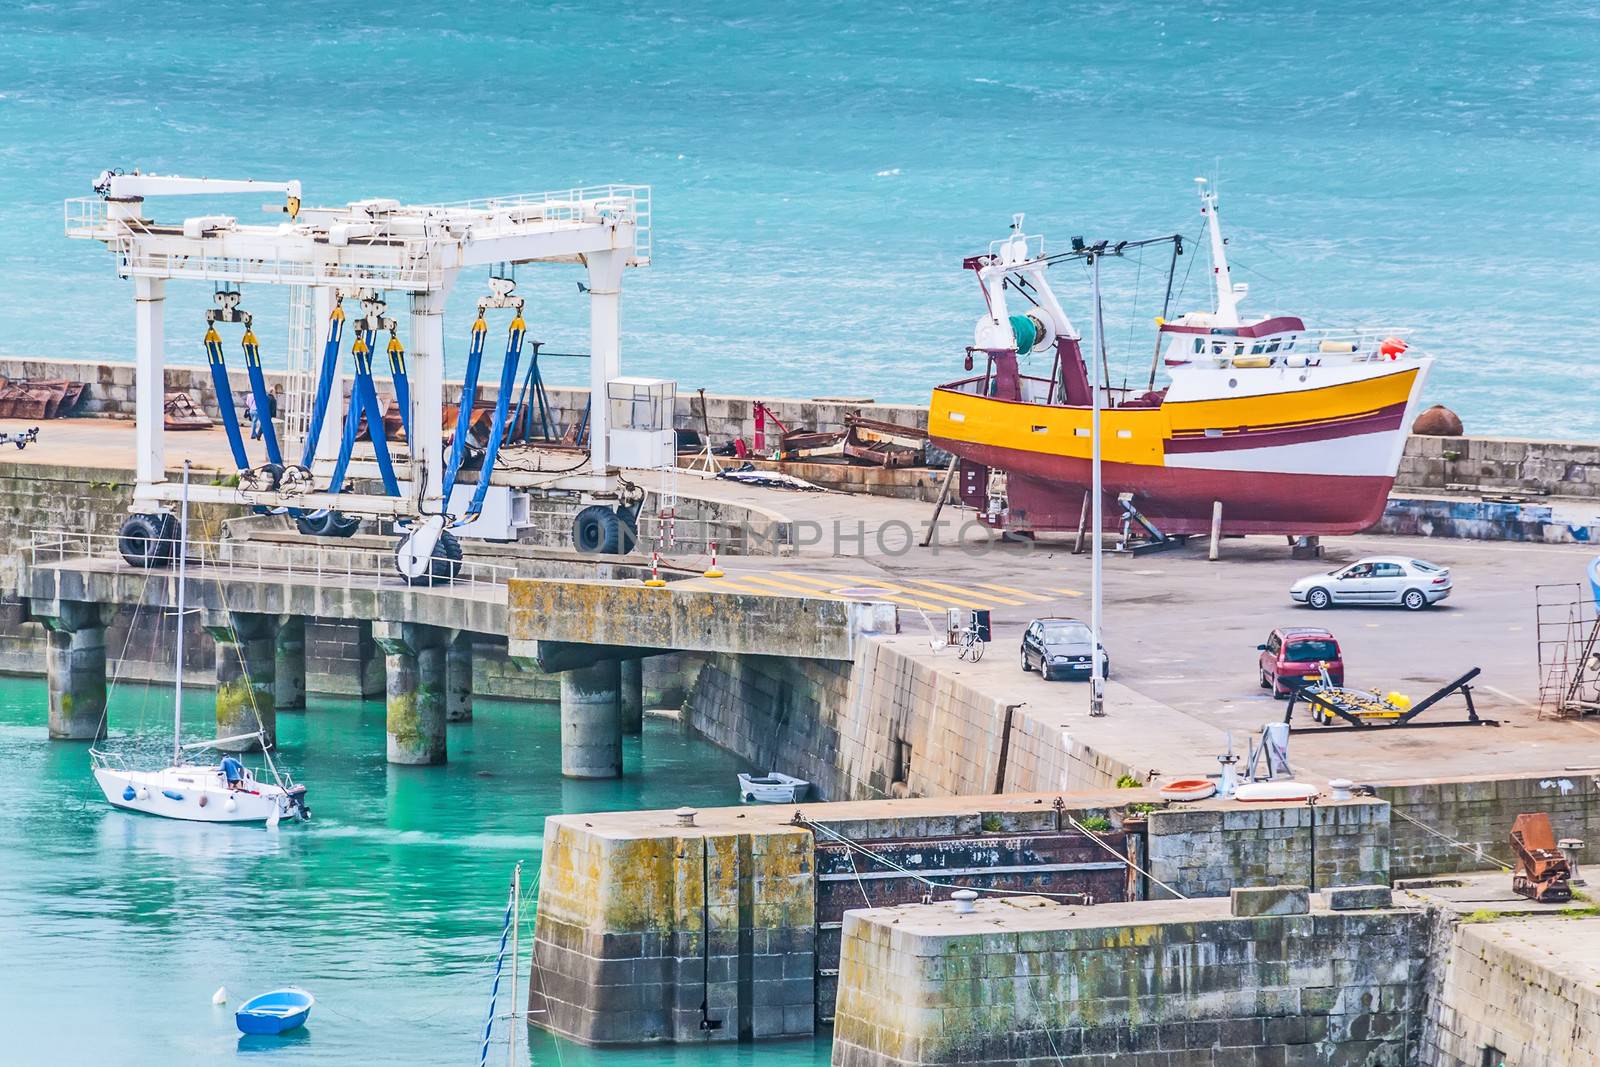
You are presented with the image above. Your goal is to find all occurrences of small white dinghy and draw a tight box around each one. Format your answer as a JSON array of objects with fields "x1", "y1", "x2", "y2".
[{"x1": 738, "y1": 771, "x2": 809, "y2": 804}]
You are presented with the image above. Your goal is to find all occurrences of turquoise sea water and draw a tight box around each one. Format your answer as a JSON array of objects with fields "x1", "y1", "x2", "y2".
[
  {"x1": 0, "y1": 2, "x2": 1596, "y2": 437},
  {"x1": 0, "y1": 679, "x2": 831, "y2": 1066}
]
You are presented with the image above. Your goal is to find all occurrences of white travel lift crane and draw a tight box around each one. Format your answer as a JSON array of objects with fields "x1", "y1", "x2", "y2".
[{"x1": 67, "y1": 171, "x2": 667, "y2": 584}]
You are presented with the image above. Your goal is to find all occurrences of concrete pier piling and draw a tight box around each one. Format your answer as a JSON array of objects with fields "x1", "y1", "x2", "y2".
[
  {"x1": 560, "y1": 658, "x2": 622, "y2": 778},
  {"x1": 36, "y1": 600, "x2": 108, "y2": 741},
  {"x1": 619, "y1": 657, "x2": 643, "y2": 734},
  {"x1": 445, "y1": 631, "x2": 473, "y2": 723},
  {"x1": 356, "y1": 619, "x2": 387, "y2": 699},
  {"x1": 374, "y1": 622, "x2": 448, "y2": 765},
  {"x1": 206, "y1": 611, "x2": 277, "y2": 751},
  {"x1": 274, "y1": 615, "x2": 306, "y2": 710}
]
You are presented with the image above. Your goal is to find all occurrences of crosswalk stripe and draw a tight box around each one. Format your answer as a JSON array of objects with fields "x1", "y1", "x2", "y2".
[
  {"x1": 836, "y1": 576, "x2": 984, "y2": 610},
  {"x1": 736, "y1": 574, "x2": 843, "y2": 599},
  {"x1": 695, "y1": 577, "x2": 784, "y2": 597},
  {"x1": 897, "y1": 576, "x2": 1026, "y2": 607},
  {"x1": 972, "y1": 581, "x2": 1052, "y2": 601},
  {"x1": 765, "y1": 571, "x2": 851, "y2": 590},
  {"x1": 855, "y1": 590, "x2": 962, "y2": 613}
]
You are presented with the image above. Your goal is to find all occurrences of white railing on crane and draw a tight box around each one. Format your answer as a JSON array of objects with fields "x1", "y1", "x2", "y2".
[{"x1": 28, "y1": 530, "x2": 516, "y2": 594}]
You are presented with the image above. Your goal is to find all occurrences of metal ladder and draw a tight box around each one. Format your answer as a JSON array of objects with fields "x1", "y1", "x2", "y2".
[{"x1": 279, "y1": 284, "x2": 315, "y2": 460}]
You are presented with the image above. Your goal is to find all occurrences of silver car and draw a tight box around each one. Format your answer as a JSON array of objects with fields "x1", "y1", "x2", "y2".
[{"x1": 1290, "y1": 556, "x2": 1452, "y2": 611}]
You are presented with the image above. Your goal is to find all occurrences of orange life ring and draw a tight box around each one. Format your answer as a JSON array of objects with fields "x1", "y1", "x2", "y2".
[{"x1": 1158, "y1": 777, "x2": 1217, "y2": 801}]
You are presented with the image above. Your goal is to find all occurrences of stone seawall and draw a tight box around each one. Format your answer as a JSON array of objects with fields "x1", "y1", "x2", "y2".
[
  {"x1": 1379, "y1": 773, "x2": 1600, "y2": 877},
  {"x1": 7, "y1": 356, "x2": 1600, "y2": 502},
  {"x1": 832, "y1": 893, "x2": 1429, "y2": 1067},
  {"x1": 1422, "y1": 915, "x2": 1600, "y2": 1066},
  {"x1": 683, "y1": 638, "x2": 1140, "y2": 802},
  {"x1": 531, "y1": 810, "x2": 818, "y2": 1044},
  {"x1": 1145, "y1": 800, "x2": 1390, "y2": 899}
]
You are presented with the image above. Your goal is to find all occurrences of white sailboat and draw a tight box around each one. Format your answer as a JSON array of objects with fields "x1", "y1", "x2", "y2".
[{"x1": 89, "y1": 462, "x2": 310, "y2": 825}]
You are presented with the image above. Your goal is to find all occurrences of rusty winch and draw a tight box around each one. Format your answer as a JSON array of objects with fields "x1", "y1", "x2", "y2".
[{"x1": 1510, "y1": 812, "x2": 1573, "y2": 904}]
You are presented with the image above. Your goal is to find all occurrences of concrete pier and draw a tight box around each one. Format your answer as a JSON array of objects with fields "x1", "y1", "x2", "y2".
[
  {"x1": 374, "y1": 622, "x2": 448, "y2": 766},
  {"x1": 356, "y1": 619, "x2": 387, "y2": 699},
  {"x1": 446, "y1": 631, "x2": 473, "y2": 723},
  {"x1": 206, "y1": 611, "x2": 276, "y2": 751},
  {"x1": 619, "y1": 657, "x2": 643, "y2": 734},
  {"x1": 274, "y1": 615, "x2": 306, "y2": 710},
  {"x1": 641, "y1": 651, "x2": 694, "y2": 711},
  {"x1": 832, "y1": 890, "x2": 1426, "y2": 1067},
  {"x1": 36, "y1": 600, "x2": 107, "y2": 741},
  {"x1": 560, "y1": 658, "x2": 622, "y2": 779}
]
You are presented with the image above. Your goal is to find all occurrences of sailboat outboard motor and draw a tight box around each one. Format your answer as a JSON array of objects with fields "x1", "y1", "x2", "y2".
[{"x1": 285, "y1": 784, "x2": 311, "y2": 821}]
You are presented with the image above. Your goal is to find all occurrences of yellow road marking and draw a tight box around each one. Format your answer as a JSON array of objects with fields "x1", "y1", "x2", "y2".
[
  {"x1": 1050, "y1": 587, "x2": 1085, "y2": 598},
  {"x1": 736, "y1": 573, "x2": 843, "y2": 599},
  {"x1": 971, "y1": 581, "x2": 1053, "y2": 601},
  {"x1": 694, "y1": 576, "x2": 785, "y2": 597},
  {"x1": 860, "y1": 590, "x2": 964, "y2": 613},
  {"x1": 766, "y1": 571, "x2": 851, "y2": 590},
  {"x1": 836, "y1": 576, "x2": 987, "y2": 610},
  {"x1": 896, "y1": 576, "x2": 1026, "y2": 606}
]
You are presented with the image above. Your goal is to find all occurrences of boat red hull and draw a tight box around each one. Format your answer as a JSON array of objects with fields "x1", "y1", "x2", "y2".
[{"x1": 937, "y1": 439, "x2": 1394, "y2": 536}]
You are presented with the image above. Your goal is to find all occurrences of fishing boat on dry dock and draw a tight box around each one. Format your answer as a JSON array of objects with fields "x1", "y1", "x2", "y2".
[{"x1": 928, "y1": 180, "x2": 1433, "y2": 538}]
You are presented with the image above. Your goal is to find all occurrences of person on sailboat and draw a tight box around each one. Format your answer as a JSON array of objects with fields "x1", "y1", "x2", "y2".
[{"x1": 220, "y1": 754, "x2": 245, "y2": 791}]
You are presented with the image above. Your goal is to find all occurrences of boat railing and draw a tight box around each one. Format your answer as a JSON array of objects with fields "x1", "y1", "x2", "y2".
[
  {"x1": 1173, "y1": 326, "x2": 1419, "y2": 366},
  {"x1": 936, "y1": 373, "x2": 1150, "y2": 405},
  {"x1": 28, "y1": 530, "x2": 517, "y2": 593}
]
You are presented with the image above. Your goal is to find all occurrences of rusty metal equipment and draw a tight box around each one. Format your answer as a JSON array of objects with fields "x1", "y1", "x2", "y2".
[
  {"x1": 0, "y1": 378, "x2": 85, "y2": 419},
  {"x1": 1510, "y1": 812, "x2": 1573, "y2": 903},
  {"x1": 162, "y1": 391, "x2": 212, "y2": 431}
]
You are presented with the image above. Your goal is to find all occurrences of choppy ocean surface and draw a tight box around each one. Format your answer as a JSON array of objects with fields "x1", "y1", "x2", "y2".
[{"x1": 0, "y1": 1, "x2": 1595, "y2": 438}]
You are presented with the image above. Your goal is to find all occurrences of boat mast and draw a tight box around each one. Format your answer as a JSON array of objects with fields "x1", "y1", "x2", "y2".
[
  {"x1": 507, "y1": 862, "x2": 521, "y2": 1067},
  {"x1": 1197, "y1": 177, "x2": 1241, "y2": 327},
  {"x1": 1089, "y1": 253, "x2": 1106, "y2": 719},
  {"x1": 172, "y1": 461, "x2": 190, "y2": 765}
]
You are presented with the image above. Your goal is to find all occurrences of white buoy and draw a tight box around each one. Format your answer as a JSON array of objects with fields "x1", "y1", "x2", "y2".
[
  {"x1": 225, "y1": 796, "x2": 237, "y2": 813},
  {"x1": 211, "y1": 986, "x2": 228, "y2": 1005},
  {"x1": 266, "y1": 806, "x2": 280, "y2": 830}
]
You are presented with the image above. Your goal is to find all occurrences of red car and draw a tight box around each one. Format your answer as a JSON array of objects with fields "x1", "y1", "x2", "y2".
[{"x1": 1258, "y1": 627, "x2": 1344, "y2": 699}]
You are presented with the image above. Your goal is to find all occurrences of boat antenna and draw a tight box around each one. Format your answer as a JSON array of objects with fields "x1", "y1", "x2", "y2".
[
  {"x1": 1088, "y1": 251, "x2": 1106, "y2": 718},
  {"x1": 1196, "y1": 176, "x2": 1240, "y2": 327},
  {"x1": 172, "y1": 460, "x2": 190, "y2": 765}
]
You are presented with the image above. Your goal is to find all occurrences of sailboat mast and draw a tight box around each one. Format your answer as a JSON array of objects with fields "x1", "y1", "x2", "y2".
[
  {"x1": 172, "y1": 461, "x2": 190, "y2": 765},
  {"x1": 507, "y1": 862, "x2": 521, "y2": 1067}
]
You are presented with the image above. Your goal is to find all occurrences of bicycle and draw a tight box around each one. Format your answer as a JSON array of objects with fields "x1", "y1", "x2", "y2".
[{"x1": 956, "y1": 619, "x2": 986, "y2": 662}]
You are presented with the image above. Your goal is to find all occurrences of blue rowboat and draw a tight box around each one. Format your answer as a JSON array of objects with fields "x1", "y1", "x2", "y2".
[{"x1": 235, "y1": 988, "x2": 314, "y2": 1035}]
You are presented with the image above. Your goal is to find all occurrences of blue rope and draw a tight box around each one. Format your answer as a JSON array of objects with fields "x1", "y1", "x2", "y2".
[
  {"x1": 241, "y1": 328, "x2": 282, "y2": 466},
  {"x1": 387, "y1": 333, "x2": 412, "y2": 442},
  {"x1": 204, "y1": 327, "x2": 251, "y2": 471},
  {"x1": 324, "y1": 329, "x2": 400, "y2": 497},
  {"x1": 299, "y1": 306, "x2": 346, "y2": 468},
  {"x1": 462, "y1": 316, "x2": 525, "y2": 521},
  {"x1": 479, "y1": 869, "x2": 518, "y2": 1067},
  {"x1": 444, "y1": 316, "x2": 489, "y2": 497}
]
